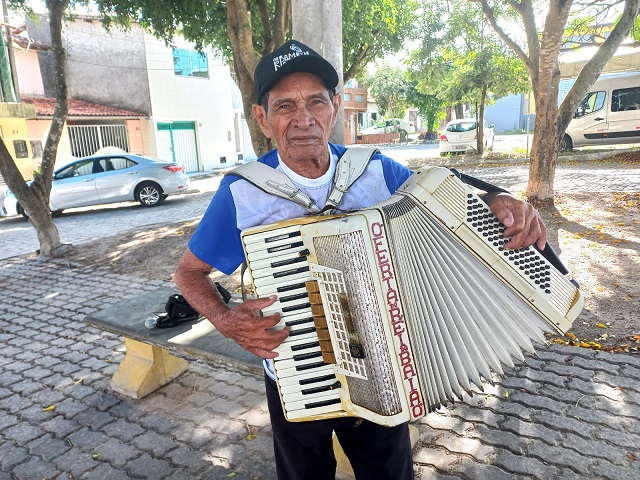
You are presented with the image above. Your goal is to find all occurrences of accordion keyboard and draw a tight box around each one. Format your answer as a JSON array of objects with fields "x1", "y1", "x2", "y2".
[{"x1": 243, "y1": 226, "x2": 345, "y2": 420}]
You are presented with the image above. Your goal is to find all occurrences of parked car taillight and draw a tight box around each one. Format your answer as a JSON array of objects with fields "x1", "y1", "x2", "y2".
[
  {"x1": 439, "y1": 134, "x2": 448, "y2": 141},
  {"x1": 163, "y1": 165, "x2": 184, "y2": 172}
]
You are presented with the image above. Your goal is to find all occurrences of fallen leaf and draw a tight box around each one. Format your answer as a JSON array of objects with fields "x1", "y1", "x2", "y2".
[{"x1": 42, "y1": 405, "x2": 55, "y2": 411}]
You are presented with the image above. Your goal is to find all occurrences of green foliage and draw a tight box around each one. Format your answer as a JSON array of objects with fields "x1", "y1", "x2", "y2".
[
  {"x1": 93, "y1": 0, "x2": 417, "y2": 82},
  {"x1": 342, "y1": 0, "x2": 418, "y2": 81},
  {"x1": 405, "y1": 82, "x2": 444, "y2": 133},
  {"x1": 366, "y1": 62, "x2": 409, "y2": 118},
  {"x1": 409, "y1": 0, "x2": 529, "y2": 109}
]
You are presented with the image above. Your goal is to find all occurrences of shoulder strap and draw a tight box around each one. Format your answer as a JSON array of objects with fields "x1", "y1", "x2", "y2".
[
  {"x1": 323, "y1": 147, "x2": 379, "y2": 214},
  {"x1": 227, "y1": 162, "x2": 321, "y2": 213},
  {"x1": 226, "y1": 146, "x2": 379, "y2": 215}
]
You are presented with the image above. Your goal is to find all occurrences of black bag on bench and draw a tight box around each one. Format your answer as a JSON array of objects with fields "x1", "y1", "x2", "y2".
[{"x1": 145, "y1": 283, "x2": 232, "y2": 329}]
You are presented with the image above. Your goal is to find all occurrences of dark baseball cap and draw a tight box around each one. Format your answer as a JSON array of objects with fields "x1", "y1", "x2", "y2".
[{"x1": 254, "y1": 39, "x2": 339, "y2": 103}]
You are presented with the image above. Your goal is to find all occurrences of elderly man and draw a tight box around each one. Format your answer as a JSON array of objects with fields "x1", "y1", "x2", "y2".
[{"x1": 174, "y1": 39, "x2": 546, "y2": 480}]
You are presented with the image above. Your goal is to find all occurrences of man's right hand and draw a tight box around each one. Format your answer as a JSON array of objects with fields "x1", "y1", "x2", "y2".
[
  {"x1": 174, "y1": 249, "x2": 290, "y2": 359},
  {"x1": 215, "y1": 295, "x2": 290, "y2": 359}
]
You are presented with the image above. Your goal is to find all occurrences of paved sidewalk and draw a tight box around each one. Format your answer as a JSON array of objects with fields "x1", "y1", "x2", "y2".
[
  {"x1": 1, "y1": 157, "x2": 639, "y2": 479},
  {"x1": 1, "y1": 257, "x2": 639, "y2": 479}
]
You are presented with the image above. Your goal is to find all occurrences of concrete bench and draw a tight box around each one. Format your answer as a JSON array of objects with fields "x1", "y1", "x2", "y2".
[
  {"x1": 83, "y1": 287, "x2": 262, "y2": 399},
  {"x1": 84, "y1": 287, "x2": 417, "y2": 479}
]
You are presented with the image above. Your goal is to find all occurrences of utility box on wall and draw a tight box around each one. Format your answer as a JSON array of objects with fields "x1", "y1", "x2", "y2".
[{"x1": 13, "y1": 140, "x2": 29, "y2": 158}]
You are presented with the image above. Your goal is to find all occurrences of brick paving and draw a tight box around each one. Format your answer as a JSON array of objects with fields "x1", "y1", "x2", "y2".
[{"x1": 1, "y1": 155, "x2": 639, "y2": 479}]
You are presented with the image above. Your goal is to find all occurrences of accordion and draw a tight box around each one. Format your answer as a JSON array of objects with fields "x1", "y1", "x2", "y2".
[{"x1": 241, "y1": 167, "x2": 584, "y2": 426}]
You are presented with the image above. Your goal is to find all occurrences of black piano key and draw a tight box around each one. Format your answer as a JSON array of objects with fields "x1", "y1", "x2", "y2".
[
  {"x1": 285, "y1": 316, "x2": 314, "y2": 326},
  {"x1": 282, "y1": 302, "x2": 311, "y2": 313},
  {"x1": 289, "y1": 327, "x2": 317, "y2": 337},
  {"x1": 299, "y1": 374, "x2": 336, "y2": 385},
  {"x1": 280, "y1": 292, "x2": 309, "y2": 303},
  {"x1": 301, "y1": 381, "x2": 342, "y2": 395},
  {"x1": 304, "y1": 398, "x2": 342, "y2": 409},
  {"x1": 290, "y1": 341, "x2": 320, "y2": 351},
  {"x1": 273, "y1": 266, "x2": 310, "y2": 278},
  {"x1": 277, "y1": 282, "x2": 308, "y2": 293},
  {"x1": 271, "y1": 256, "x2": 308, "y2": 268},
  {"x1": 293, "y1": 351, "x2": 323, "y2": 361},
  {"x1": 265, "y1": 231, "x2": 301, "y2": 243},
  {"x1": 267, "y1": 241, "x2": 303, "y2": 254},
  {"x1": 296, "y1": 361, "x2": 327, "y2": 371}
]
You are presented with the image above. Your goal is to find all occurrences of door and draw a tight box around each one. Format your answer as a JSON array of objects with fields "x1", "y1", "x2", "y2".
[
  {"x1": 50, "y1": 159, "x2": 100, "y2": 210},
  {"x1": 94, "y1": 156, "x2": 140, "y2": 202},
  {"x1": 606, "y1": 86, "x2": 640, "y2": 146},
  {"x1": 568, "y1": 90, "x2": 608, "y2": 147},
  {"x1": 156, "y1": 122, "x2": 200, "y2": 173}
]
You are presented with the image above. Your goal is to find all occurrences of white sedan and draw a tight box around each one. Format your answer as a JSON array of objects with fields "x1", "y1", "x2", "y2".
[{"x1": 439, "y1": 119, "x2": 494, "y2": 156}]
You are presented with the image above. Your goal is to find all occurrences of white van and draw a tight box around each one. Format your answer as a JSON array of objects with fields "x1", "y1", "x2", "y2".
[{"x1": 563, "y1": 72, "x2": 640, "y2": 150}]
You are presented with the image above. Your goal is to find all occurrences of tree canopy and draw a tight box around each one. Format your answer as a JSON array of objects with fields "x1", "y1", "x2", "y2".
[{"x1": 94, "y1": 0, "x2": 418, "y2": 155}]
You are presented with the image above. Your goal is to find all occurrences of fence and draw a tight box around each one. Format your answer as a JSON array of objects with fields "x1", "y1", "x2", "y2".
[{"x1": 67, "y1": 124, "x2": 129, "y2": 158}]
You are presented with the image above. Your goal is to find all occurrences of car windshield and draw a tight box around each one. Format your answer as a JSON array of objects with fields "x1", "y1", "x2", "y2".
[{"x1": 447, "y1": 122, "x2": 477, "y2": 133}]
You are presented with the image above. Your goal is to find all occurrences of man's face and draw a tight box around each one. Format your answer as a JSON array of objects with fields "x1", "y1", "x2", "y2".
[{"x1": 252, "y1": 72, "x2": 341, "y2": 172}]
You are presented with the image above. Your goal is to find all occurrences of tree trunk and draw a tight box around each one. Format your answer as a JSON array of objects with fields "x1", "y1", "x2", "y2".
[
  {"x1": 0, "y1": 0, "x2": 70, "y2": 257},
  {"x1": 226, "y1": 0, "x2": 291, "y2": 157},
  {"x1": 477, "y1": 86, "x2": 487, "y2": 155}
]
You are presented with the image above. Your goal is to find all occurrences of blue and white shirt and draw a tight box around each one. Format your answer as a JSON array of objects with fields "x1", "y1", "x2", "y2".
[{"x1": 188, "y1": 143, "x2": 413, "y2": 274}]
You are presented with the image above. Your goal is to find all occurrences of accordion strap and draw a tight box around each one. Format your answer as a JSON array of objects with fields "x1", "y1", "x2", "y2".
[
  {"x1": 229, "y1": 162, "x2": 321, "y2": 212},
  {"x1": 323, "y1": 147, "x2": 379, "y2": 214},
  {"x1": 228, "y1": 147, "x2": 379, "y2": 214}
]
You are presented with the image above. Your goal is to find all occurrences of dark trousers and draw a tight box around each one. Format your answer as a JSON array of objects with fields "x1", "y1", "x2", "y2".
[{"x1": 265, "y1": 375, "x2": 414, "y2": 480}]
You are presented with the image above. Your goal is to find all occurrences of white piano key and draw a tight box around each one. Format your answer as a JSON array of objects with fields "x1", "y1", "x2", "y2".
[
  {"x1": 250, "y1": 250, "x2": 309, "y2": 272},
  {"x1": 276, "y1": 365, "x2": 336, "y2": 387},
  {"x1": 281, "y1": 377, "x2": 341, "y2": 403},
  {"x1": 279, "y1": 372, "x2": 338, "y2": 395},
  {"x1": 284, "y1": 390, "x2": 342, "y2": 412},
  {"x1": 285, "y1": 402, "x2": 344, "y2": 420},
  {"x1": 276, "y1": 360, "x2": 331, "y2": 379}
]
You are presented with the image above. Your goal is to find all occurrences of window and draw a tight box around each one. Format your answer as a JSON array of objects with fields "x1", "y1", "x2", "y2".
[
  {"x1": 447, "y1": 122, "x2": 477, "y2": 133},
  {"x1": 173, "y1": 49, "x2": 209, "y2": 78},
  {"x1": 343, "y1": 93, "x2": 351, "y2": 101},
  {"x1": 354, "y1": 94, "x2": 365, "y2": 103},
  {"x1": 575, "y1": 91, "x2": 606, "y2": 117},
  {"x1": 612, "y1": 87, "x2": 640, "y2": 112},
  {"x1": 98, "y1": 157, "x2": 136, "y2": 172}
]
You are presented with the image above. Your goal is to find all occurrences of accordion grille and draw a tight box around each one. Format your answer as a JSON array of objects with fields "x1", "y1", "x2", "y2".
[{"x1": 313, "y1": 232, "x2": 403, "y2": 417}]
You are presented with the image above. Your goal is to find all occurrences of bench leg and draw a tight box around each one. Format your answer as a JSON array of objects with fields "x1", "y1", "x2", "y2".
[{"x1": 111, "y1": 338, "x2": 189, "y2": 399}]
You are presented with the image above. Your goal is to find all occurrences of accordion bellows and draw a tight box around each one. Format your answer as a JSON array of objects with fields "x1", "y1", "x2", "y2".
[{"x1": 242, "y1": 167, "x2": 584, "y2": 426}]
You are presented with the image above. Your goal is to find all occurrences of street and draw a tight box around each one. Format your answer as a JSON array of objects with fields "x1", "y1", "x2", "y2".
[{"x1": 1, "y1": 141, "x2": 639, "y2": 261}]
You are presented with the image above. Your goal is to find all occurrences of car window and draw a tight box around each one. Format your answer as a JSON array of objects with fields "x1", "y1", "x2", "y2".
[
  {"x1": 447, "y1": 122, "x2": 477, "y2": 133},
  {"x1": 612, "y1": 87, "x2": 640, "y2": 112},
  {"x1": 575, "y1": 91, "x2": 606, "y2": 117},
  {"x1": 99, "y1": 157, "x2": 135, "y2": 172},
  {"x1": 56, "y1": 159, "x2": 94, "y2": 179}
]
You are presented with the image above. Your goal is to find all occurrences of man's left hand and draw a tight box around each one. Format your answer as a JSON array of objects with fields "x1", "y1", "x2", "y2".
[{"x1": 484, "y1": 192, "x2": 547, "y2": 250}]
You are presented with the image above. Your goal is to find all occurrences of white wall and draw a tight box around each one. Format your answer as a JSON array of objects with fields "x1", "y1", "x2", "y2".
[{"x1": 143, "y1": 33, "x2": 241, "y2": 170}]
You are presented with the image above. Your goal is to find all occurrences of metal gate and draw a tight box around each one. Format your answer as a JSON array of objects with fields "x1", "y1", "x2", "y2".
[
  {"x1": 67, "y1": 124, "x2": 129, "y2": 158},
  {"x1": 156, "y1": 122, "x2": 199, "y2": 173}
]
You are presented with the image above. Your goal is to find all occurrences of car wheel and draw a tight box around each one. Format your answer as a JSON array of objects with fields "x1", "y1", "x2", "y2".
[
  {"x1": 16, "y1": 203, "x2": 29, "y2": 220},
  {"x1": 560, "y1": 134, "x2": 573, "y2": 151},
  {"x1": 135, "y1": 182, "x2": 165, "y2": 207}
]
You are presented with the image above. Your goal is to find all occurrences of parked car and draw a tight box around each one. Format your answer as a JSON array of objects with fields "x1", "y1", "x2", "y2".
[
  {"x1": 360, "y1": 118, "x2": 417, "y2": 135},
  {"x1": 1, "y1": 153, "x2": 189, "y2": 218},
  {"x1": 439, "y1": 119, "x2": 494, "y2": 156}
]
